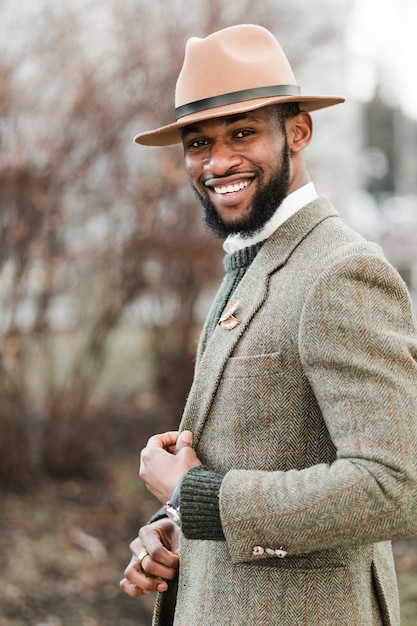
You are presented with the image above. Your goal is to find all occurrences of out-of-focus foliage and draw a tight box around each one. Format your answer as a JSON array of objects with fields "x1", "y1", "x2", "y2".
[{"x1": 0, "y1": 0, "x2": 350, "y2": 486}]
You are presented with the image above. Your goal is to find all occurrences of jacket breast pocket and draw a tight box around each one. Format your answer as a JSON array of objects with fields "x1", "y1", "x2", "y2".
[{"x1": 198, "y1": 351, "x2": 324, "y2": 473}]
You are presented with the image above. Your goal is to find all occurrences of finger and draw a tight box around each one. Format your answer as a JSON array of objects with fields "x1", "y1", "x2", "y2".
[
  {"x1": 146, "y1": 431, "x2": 179, "y2": 450},
  {"x1": 137, "y1": 551, "x2": 178, "y2": 581},
  {"x1": 129, "y1": 536, "x2": 145, "y2": 555},
  {"x1": 174, "y1": 430, "x2": 193, "y2": 452},
  {"x1": 120, "y1": 577, "x2": 144, "y2": 597},
  {"x1": 120, "y1": 575, "x2": 152, "y2": 597},
  {"x1": 131, "y1": 536, "x2": 179, "y2": 574},
  {"x1": 119, "y1": 573, "x2": 168, "y2": 597},
  {"x1": 137, "y1": 522, "x2": 180, "y2": 567},
  {"x1": 123, "y1": 557, "x2": 169, "y2": 594}
]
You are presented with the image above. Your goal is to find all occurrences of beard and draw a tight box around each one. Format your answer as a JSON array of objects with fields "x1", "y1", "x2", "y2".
[{"x1": 191, "y1": 136, "x2": 291, "y2": 239}]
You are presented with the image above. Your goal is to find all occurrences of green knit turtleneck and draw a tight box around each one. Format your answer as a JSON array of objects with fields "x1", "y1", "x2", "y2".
[{"x1": 200, "y1": 241, "x2": 264, "y2": 352}]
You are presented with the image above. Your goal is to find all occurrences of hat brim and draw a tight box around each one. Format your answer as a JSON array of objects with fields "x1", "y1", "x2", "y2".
[{"x1": 134, "y1": 94, "x2": 345, "y2": 147}]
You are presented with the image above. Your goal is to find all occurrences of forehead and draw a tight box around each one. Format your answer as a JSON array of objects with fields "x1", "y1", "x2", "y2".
[{"x1": 181, "y1": 106, "x2": 277, "y2": 137}]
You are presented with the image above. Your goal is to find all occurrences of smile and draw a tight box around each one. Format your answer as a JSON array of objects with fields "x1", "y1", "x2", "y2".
[{"x1": 213, "y1": 181, "x2": 249, "y2": 195}]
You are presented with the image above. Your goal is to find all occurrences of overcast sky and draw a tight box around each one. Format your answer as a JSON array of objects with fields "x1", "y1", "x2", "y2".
[{"x1": 347, "y1": 0, "x2": 416, "y2": 118}]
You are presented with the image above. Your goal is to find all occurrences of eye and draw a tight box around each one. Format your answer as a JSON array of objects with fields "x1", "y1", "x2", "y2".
[
  {"x1": 188, "y1": 138, "x2": 209, "y2": 149},
  {"x1": 235, "y1": 129, "x2": 255, "y2": 139}
]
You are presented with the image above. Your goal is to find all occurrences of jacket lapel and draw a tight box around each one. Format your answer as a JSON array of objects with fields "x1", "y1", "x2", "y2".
[{"x1": 179, "y1": 197, "x2": 338, "y2": 446}]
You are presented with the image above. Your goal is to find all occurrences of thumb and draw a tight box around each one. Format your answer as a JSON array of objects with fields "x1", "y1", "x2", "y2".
[{"x1": 175, "y1": 430, "x2": 193, "y2": 452}]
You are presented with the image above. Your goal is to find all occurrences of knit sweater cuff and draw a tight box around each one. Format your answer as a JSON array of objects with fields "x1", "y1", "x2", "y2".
[{"x1": 180, "y1": 465, "x2": 225, "y2": 541}]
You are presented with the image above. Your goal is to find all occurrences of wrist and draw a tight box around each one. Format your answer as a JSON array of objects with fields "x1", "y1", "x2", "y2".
[{"x1": 165, "y1": 478, "x2": 183, "y2": 526}]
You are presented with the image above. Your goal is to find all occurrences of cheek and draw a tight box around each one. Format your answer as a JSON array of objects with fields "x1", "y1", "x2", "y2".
[
  {"x1": 184, "y1": 157, "x2": 202, "y2": 186},
  {"x1": 262, "y1": 143, "x2": 287, "y2": 178}
]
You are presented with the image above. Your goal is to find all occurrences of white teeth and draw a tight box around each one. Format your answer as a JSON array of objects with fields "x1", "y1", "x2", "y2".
[{"x1": 214, "y1": 181, "x2": 249, "y2": 195}]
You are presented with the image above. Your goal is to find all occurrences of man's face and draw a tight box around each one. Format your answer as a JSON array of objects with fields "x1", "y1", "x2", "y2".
[{"x1": 182, "y1": 106, "x2": 292, "y2": 239}]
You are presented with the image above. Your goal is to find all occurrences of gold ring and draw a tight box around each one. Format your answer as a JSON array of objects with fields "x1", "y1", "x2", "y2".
[{"x1": 135, "y1": 550, "x2": 149, "y2": 570}]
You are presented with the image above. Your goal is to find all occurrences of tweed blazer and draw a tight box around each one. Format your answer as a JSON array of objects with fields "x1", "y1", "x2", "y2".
[{"x1": 153, "y1": 197, "x2": 417, "y2": 626}]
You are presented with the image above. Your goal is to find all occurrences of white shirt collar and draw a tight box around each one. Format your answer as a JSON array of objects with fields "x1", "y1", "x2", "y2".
[{"x1": 223, "y1": 182, "x2": 318, "y2": 253}]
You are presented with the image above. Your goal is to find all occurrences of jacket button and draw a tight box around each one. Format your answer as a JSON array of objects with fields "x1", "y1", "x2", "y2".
[
  {"x1": 252, "y1": 546, "x2": 264, "y2": 556},
  {"x1": 275, "y1": 547, "x2": 287, "y2": 558}
]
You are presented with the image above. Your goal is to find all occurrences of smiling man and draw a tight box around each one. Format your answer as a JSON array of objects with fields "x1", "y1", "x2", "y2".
[
  {"x1": 183, "y1": 107, "x2": 297, "y2": 239},
  {"x1": 120, "y1": 25, "x2": 417, "y2": 626}
]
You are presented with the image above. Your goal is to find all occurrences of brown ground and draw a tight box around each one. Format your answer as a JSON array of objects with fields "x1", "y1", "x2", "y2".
[
  {"x1": 0, "y1": 464, "x2": 158, "y2": 625},
  {"x1": 0, "y1": 407, "x2": 158, "y2": 626},
  {"x1": 1, "y1": 412, "x2": 416, "y2": 626}
]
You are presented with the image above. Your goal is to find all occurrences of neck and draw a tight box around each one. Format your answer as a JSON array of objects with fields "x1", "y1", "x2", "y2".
[{"x1": 287, "y1": 154, "x2": 310, "y2": 195}]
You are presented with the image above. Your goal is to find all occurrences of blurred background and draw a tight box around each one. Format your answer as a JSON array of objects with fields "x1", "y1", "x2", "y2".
[{"x1": 0, "y1": 0, "x2": 416, "y2": 624}]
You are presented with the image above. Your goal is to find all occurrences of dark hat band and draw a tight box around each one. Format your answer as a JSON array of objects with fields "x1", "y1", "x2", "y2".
[{"x1": 175, "y1": 84, "x2": 301, "y2": 120}]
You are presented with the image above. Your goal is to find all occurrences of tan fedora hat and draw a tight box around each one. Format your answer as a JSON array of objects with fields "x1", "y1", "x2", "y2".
[{"x1": 134, "y1": 24, "x2": 345, "y2": 147}]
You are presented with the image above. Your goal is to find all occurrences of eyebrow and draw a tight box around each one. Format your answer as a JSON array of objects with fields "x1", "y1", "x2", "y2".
[{"x1": 181, "y1": 112, "x2": 262, "y2": 138}]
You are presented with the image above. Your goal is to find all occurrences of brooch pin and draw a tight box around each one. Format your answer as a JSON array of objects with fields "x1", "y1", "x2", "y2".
[{"x1": 219, "y1": 299, "x2": 241, "y2": 330}]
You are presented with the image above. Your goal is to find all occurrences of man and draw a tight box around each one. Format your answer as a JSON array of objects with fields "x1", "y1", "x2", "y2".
[{"x1": 120, "y1": 25, "x2": 417, "y2": 625}]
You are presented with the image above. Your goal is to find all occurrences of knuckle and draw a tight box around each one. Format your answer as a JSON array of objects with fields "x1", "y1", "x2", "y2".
[
  {"x1": 124, "y1": 563, "x2": 134, "y2": 578},
  {"x1": 129, "y1": 536, "x2": 141, "y2": 551},
  {"x1": 148, "y1": 543, "x2": 165, "y2": 562},
  {"x1": 138, "y1": 525, "x2": 150, "y2": 542}
]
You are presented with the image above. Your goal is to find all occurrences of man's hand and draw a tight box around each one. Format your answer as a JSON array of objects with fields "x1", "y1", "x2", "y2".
[
  {"x1": 120, "y1": 518, "x2": 181, "y2": 597},
  {"x1": 139, "y1": 430, "x2": 201, "y2": 503}
]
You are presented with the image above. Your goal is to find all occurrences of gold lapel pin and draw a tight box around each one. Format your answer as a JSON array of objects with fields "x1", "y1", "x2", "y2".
[{"x1": 219, "y1": 299, "x2": 241, "y2": 330}]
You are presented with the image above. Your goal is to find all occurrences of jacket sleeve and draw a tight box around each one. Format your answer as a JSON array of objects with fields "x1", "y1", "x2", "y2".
[{"x1": 219, "y1": 250, "x2": 417, "y2": 563}]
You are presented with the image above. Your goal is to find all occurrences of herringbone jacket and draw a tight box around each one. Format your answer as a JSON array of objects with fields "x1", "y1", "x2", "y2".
[{"x1": 153, "y1": 197, "x2": 417, "y2": 626}]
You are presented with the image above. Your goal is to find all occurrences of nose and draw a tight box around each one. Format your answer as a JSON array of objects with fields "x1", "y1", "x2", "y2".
[{"x1": 203, "y1": 141, "x2": 242, "y2": 175}]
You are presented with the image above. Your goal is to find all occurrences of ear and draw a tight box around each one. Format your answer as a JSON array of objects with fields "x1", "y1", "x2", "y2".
[{"x1": 287, "y1": 112, "x2": 313, "y2": 154}]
